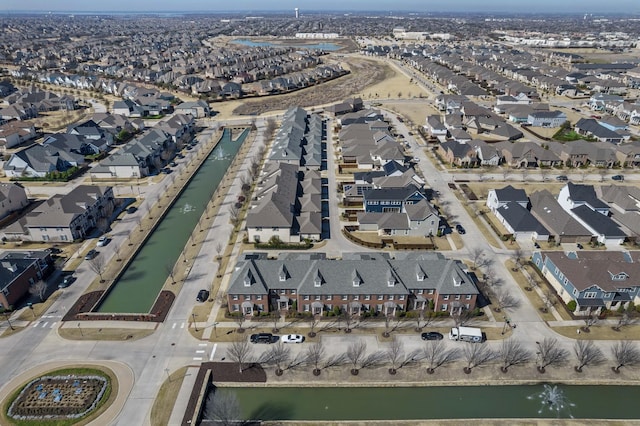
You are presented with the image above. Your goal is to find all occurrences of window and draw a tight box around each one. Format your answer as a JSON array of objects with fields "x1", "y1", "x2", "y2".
[
  {"x1": 417, "y1": 289, "x2": 424, "y2": 295},
  {"x1": 232, "y1": 304, "x2": 239, "y2": 312},
  {"x1": 466, "y1": 294, "x2": 472, "y2": 300},
  {"x1": 399, "y1": 295, "x2": 405, "y2": 300},
  {"x1": 244, "y1": 295, "x2": 251, "y2": 300},
  {"x1": 365, "y1": 295, "x2": 371, "y2": 301},
  {"x1": 428, "y1": 289, "x2": 434, "y2": 295},
  {"x1": 441, "y1": 304, "x2": 448, "y2": 311},
  {"x1": 378, "y1": 295, "x2": 384, "y2": 300},
  {"x1": 455, "y1": 295, "x2": 460, "y2": 300},
  {"x1": 573, "y1": 289, "x2": 579, "y2": 296},
  {"x1": 354, "y1": 295, "x2": 359, "y2": 301},
  {"x1": 443, "y1": 295, "x2": 449, "y2": 300},
  {"x1": 388, "y1": 295, "x2": 394, "y2": 301},
  {"x1": 304, "y1": 295, "x2": 310, "y2": 300},
  {"x1": 291, "y1": 290, "x2": 296, "y2": 295},
  {"x1": 256, "y1": 295, "x2": 262, "y2": 300},
  {"x1": 232, "y1": 295, "x2": 239, "y2": 301},
  {"x1": 342, "y1": 295, "x2": 348, "y2": 300},
  {"x1": 315, "y1": 295, "x2": 321, "y2": 300},
  {"x1": 326, "y1": 294, "x2": 332, "y2": 300},
  {"x1": 584, "y1": 292, "x2": 597, "y2": 298},
  {"x1": 280, "y1": 289, "x2": 286, "y2": 294},
  {"x1": 303, "y1": 304, "x2": 310, "y2": 312}
]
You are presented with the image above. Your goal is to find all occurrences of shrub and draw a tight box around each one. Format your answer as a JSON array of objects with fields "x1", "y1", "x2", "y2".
[{"x1": 567, "y1": 300, "x2": 577, "y2": 312}]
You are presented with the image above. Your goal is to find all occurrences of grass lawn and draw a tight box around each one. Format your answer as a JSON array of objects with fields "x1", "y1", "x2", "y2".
[
  {"x1": 553, "y1": 325, "x2": 640, "y2": 340},
  {"x1": 150, "y1": 366, "x2": 189, "y2": 426},
  {"x1": 58, "y1": 327, "x2": 155, "y2": 341},
  {"x1": 505, "y1": 260, "x2": 555, "y2": 322},
  {"x1": 16, "y1": 291, "x2": 61, "y2": 321}
]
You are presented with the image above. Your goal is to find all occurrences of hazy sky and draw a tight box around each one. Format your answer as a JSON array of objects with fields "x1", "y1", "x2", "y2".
[{"x1": 1, "y1": 0, "x2": 637, "y2": 13}]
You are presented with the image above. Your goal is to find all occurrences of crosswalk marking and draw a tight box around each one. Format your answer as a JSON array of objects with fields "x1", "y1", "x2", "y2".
[
  {"x1": 180, "y1": 323, "x2": 185, "y2": 329},
  {"x1": 193, "y1": 357, "x2": 203, "y2": 361},
  {"x1": 50, "y1": 322, "x2": 56, "y2": 328},
  {"x1": 32, "y1": 321, "x2": 40, "y2": 328},
  {"x1": 198, "y1": 343, "x2": 207, "y2": 347},
  {"x1": 195, "y1": 350, "x2": 205, "y2": 354},
  {"x1": 41, "y1": 322, "x2": 48, "y2": 328}
]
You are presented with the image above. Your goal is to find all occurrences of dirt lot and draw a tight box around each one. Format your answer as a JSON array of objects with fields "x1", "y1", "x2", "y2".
[{"x1": 382, "y1": 101, "x2": 439, "y2": 129}]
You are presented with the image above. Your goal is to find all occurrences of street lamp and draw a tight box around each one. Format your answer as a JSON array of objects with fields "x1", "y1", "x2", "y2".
[
  {"x1": 164, "y1": 368, "x2": 171, "y2": 382},
  {"x1": 192, "y1": 313, "x2": 198, "y2": 332},
  {"x1": 213, "y1": 322, "x2": 219, "y2": 337},
  {"x1": 27, "y1": 302, "x2": 35, "y2": 319},
  {"x1": 78, "y1": 322, "x2": 83, "y2": 337}
]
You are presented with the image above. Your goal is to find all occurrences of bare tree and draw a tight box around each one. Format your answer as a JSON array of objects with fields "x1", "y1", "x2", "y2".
[
  {"x1": 203, "y1": 389, "x2": 241, "y2": 426},
  {"x1": 413, "y1": 306, "x2": 434, "y2": 332},
  {"x1": 501, "y1": 167, "x2": 510, "y2": 181},
  {"x1": 386, "y1": 340, "x2": 422, "y2": 375},
  {"x1": 270, "y1": 311, "x2": 281, "y2": 333},
  {"x1": 322, "y1": 352, "x2": 347, "y2": 372},
  {"x1": 305, "y1": 342, "x2": 325, "y2": 375},
  {"x1": 470, "y1": 247, "x2": 485, "y2": 270},
  {"x1": 463, "y1": 342, "x2": 496, "y2": 373},
  {"x1": 88, "y1": 256, "x2": 107, "y2": 283},
  {"x1": 541, "y1": 290, "x2": 557, "y2": 312},
  {"x1": 512, "y1": 248, "x2": 525, "y2": 270},
  {"x1": 536, "y1": 338, "x2": 569, "y2": 373},
  {"x1": 165, "y1": 261, "x2": 176, "y2": 285},
  {"x1": 226, "y1": 338, "x2": 252, "y2": 373},
  {"x1": 613, "y1": 312, "x2": 637, "y2": 332},
  {"x1": 306, "y1": 314, "x2": 320, "y2": 338},
  {"x1": 451, "y1": 308, "x2": 474, "y2": 327},
  {"x1": 422, "y1": 340, "x2": 459, "y2": 374},
  {"x1": 573, "y1": 340, "x2": 604, "y2": 373},
  {"x1": 29, "y1": 280, "x2": 47, "y2": 302},
  {"x1": 215, "y1": 242, "x2": 223, "y2": 261},
  {"x1": 539, "y1": 167, "x2": 549, "y2": 182},
  {"x1": 612, "y1": 340, "x2": 640, "y2": 373},
  {"x1": 499, "y1": 339, "x2": 532, "y2": 373},
  {"x1": 232, "y1": 312, "x2": 246, "y2": 332},
  {"x1": 342, "y1": 308, "x2": 356, "y2": 333},
  {"x1": 346, "y1": 339, "x2": 367, "y2": 375},
  {"x1": 228, "y1": 204, "x2": 240, "y2": 226},
  {"x1": 495, "y1": 291, "x2": 521, "y2": 312},
  {"x1": 582, "y1": 314, "x2": 598, "y2": 332},
  {"x1": 261, "y1": 342, "x2": 291, "y2": 376}
]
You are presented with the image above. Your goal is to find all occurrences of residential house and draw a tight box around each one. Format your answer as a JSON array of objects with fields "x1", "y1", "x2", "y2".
[
  {"x1": 362, "y1": 186, "x2": 427, "y2": 213},
  {"x1": 2, "y1": 185, "x2": 114, "y2": 242},
  {"x1": 486, "y1": 185, "x2": 529, "y2": 212},
  {"x1": 494, "y1": 202, "x2": 550, "y2": 241},
  {"x1": 3, "y1": 143, "x2": 85, "y2": 178},
  {"x1": 226, "y1": 252, "x2": 478, "y2": 316},
  {"x1": 438, "y1": 140, "x2": 477, "y2": 167},
  {"x1": 0, "y1": 183, "x2": 29, "y2": 220},
  {"x1": 598, "y1": 185, "x2": 640, "y2": 241},
  {"x1": 175, "y1": 100, "x2": 211, "y2": 118},
  {"x1": 533, "y1": 251, "x2": 640, "y2": 315},
  {"x1": 0, "y1": 250, "x2": 53, "y2": 310},
  {"x1": 358, "y1": 199, "x2": 439, "y2": 237},
  {"x1": 0, "y1": 121, "x2": 37, "y2": 152},
  {"x1": 425, "y1": 115, "x2": 447, "y2": 140},
  {"x1": 575, "y1": 118, "x2": 625, "y2": 144},
  {"x1": 498, "y1": 141, "x2": 561, "y2": 168},
  {"x1": 527, "y1": 110, "x2": 567, "y2": 128},
  {"x1": 529, "y1": 190, "x2": 592, "y2": 244},
  {"x1": 469, "y1": 140, "x2": 501, "y2": 166}
]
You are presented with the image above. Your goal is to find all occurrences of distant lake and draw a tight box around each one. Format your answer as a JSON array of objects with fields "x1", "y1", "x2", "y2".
[{"x1": 232, "y1": 38, "x2": 342, "y2": 51}]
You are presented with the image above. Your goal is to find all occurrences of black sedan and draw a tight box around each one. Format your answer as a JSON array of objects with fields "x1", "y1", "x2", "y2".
[
  {"x1": 421, "y1": 331, "x2": 444, "y2": 341},
  {"x1": 455, "y1": 224, "x2": 466, "y2": 235}
]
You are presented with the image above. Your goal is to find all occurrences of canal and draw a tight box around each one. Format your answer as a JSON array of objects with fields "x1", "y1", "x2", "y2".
[
  {"x1": 97, "y1": 128, "x2": 249, "y2": 313},
  {"x1": 206, "y1": 385, "x2": 640, "y2": 421}
]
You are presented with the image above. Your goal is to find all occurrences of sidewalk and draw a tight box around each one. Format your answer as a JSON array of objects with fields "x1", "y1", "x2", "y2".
[{"x1": 167, "y1": 366, "x2": 200, "y2": 426}]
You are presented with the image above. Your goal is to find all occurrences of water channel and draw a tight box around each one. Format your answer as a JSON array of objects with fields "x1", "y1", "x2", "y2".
[
  {"x1": 96, "y1": 128, "x2": 249, "y2": 313},
  {"x1": 206, "y1": 385, "x2": 640, "y2": 421},
  {"x1": 232, "y1": 38, "x2": 342, "y2": 51}
]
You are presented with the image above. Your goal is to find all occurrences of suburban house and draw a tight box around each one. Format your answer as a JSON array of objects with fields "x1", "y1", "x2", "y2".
[
  {"x1": 533, "y1": 250, "x2": 640, "y2": 315},
  {"x1": 226, "y1": 252, "x2": 479, "y2": 316},
  {"x1": 598, "y1": 185, "x2": 640, "y2": 240},
  {"x1": 469, "y1": 140, "x2": 501, "y2": 166},
  {"x1": 66, "y1": 119, "x2": 114, "y2": 149},
  {"x1": 269, "y1": 107, "x2": 324, "y2": 170},
  {"x1": 362, "y1": 186, "x2": 427, "y2": 213},
  {"x1": 0, "y1": 250, "x2": 53, "y2": 310},
  {"x1": 0, "y1": 183, "x2": 29, "y2": 220},
  {"x1": 527, "y1": 110, "x2": 566, "y2": 127},
  {"x1": 494, "y1": 202, "x2": 550, "y2": 241},
  {"x1": 497, "y1": 141, "x2": 561, "y2": 168},
  {"x1": 558, "y1": 183, "x2": 627, "y2": 245},
  {"x1": 425, "y1": 115, "x2": 448, "y2": 140},
  {"x1": 486, "y1": 185, "x2": 528, "y2": 213},
  {"x1": 357, "y1": 199, "x2": 439, "y2": 237},
  {"x1": 437, "y1": 140, "x2": 477, "y2": 167},
  {"x1": 2, "y1": 185, "x2": 115, "y2": 242},
  {"x1": 575, "y1": 118, "x2": 625, "y2": 144},
  {"x1": 245, "y1": 163, "x2": 323, "y2": 244},
  {"x1": 174, "y1": 100, "x2": 211, "y2": 118},
  {"x1": 3, "y1": 142, "x2": 85, "y2": 178},
  {"x1": 0, "y1": 121, "x2": 37, "y2": 152},
  {"x1": 529, "y1": 190, "x2": 592, "y2": 244}
]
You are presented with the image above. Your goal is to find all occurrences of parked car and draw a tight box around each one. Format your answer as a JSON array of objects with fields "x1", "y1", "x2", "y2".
[
  {"x1": 127, "y1": 206, "x2": 137, "y2": 214},
  {"x1": 97, "y1": 236, "x2": 109, "y2": 247},
  {"x1": 577, "y1": 243, "x2": 584, "y2": 250},
  {"x1": 612, "y1": 175, "x2": 624, "y2": 181},
  {"x1": 555, "y1": 175, "x2": 568, "y2": 181},
  {"x1": 455, "y1": 224, "x2": 466, "y2": 234},
  {"x1": 58, "y1": 274, "x2": 75, "y2": 288},
  {"x1": 281, "y1": 334, "x2": 304, "y2": 344},
  {"x1": 250, "y1": 333, "x2": 278, "y2": 344},
  {"x1": 170, "y1": 161, "x2": 177, "y2": 167},
  {"x1": 196, "y1": 289, "x2": 210, "y2": 302},
  {"x1": 421, "y1": 331, "x2": 444, "y2": 341},
  {"x1": 84, "y1": 249, "x2": 97, "y2": 260},
  {"x1": 534, "y1": 242, "x2": 540, "y2": 249}
]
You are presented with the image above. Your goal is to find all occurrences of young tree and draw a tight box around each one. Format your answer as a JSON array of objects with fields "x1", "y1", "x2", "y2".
[
  {"x1": 495, "y1": 291, "x2": 521, "y2": 313},
  {"x1": 346, "y1": 339, "x2": 367, "y2": 375},
  {"x1": 306, "y1": 314, "x2": 320, "y2": 338},
  {"x1": 88, "y1": 256, "x2": 107, "y2": 283},
  {"x1": 536, "y1": 338, "x2": 569, "y2": 373},
  {"x1": 262, "y1": 342, "x2": 291, "y2": 376},
  {"x1": 227, "y1": 338, "x2": 252, "y2": 374},
  {"x1": 582, "y1": 314, "x2": 598, "y2": 332},
  {"x1": 613, "y1": 312, "x2": 637, "y2": 332},
  {"x1": 29, "y1": 280, "x2": 47, "y2": 302},
  {"x1": 386, "y1": 340, "x2": 422, "y2": 375},
  {"x1": 422, "y1": 340, "x2": 459, "y2": 374},
  {"x1": 270, "y1": 311, "x2": 281, "y2": 333},
  {"x1": 342, "y1": 308, "x2": 356, "y2": 333},
  {"x1": 215, "y1": 242, "x2": 223, "y2": 261},
  {"x1": 512, "y1": 248, "x2": 525, "y2": 271},
  {"x1": 573, "y1": 340, "x2": 604, "y2": 373},
  {"x1": 232, "y1": 312, "x2": 246, "y2": 333},
  {"x1": 305, "y1": 342, "x2": 325, "y2": 375},
  {"x1": 611, "y1": 340, "x2": 640, "y2": 373},
  {"x1": 203, "y1": 389, "x2": 241, "y2": 426},
  {"x1": 499, "y1": 339, "x2": 532, "y2": 373},
  {"x1": 228, "y1": 204, "x2": 240, "y2": 226},
  {"x1": 541, "y1": 290, "x2": 557, "y2": 312},
  {"x1": 462, "y1": 342, "x2": 496, "y2": 374},
  {"x1": 470, "y1": 247, "x2": 485, "y2": 270},
  {"x1": 165, "y1": 261, "x2": 176, "y2": 285}
]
